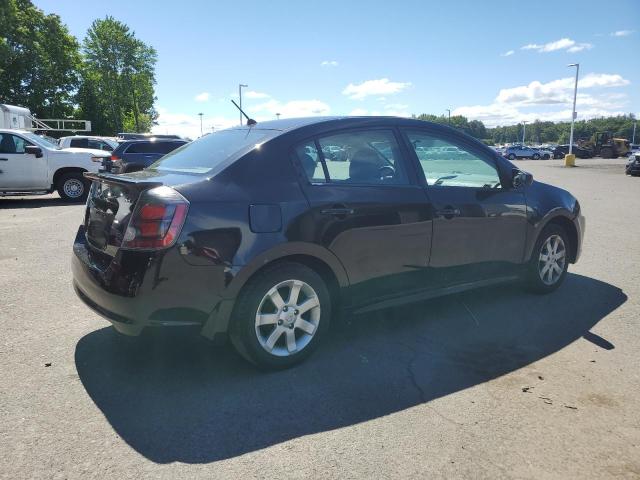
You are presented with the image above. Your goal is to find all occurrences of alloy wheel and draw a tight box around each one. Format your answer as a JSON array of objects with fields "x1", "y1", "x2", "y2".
[
  {"x1": 254, "y1": 279, "x2": 321, "y2": 356},
  {"x1": 538, "y1": 234, "x2": 566, "y2": 285}
]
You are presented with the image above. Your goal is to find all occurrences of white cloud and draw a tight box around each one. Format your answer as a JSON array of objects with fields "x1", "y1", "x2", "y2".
[
  {"x1": 248, "y1": 99, "x2": 330, "y2": 118},
  {"x1": 521, "y1": 38, "x2": 592, "y2": 53},
  {"x1": 152, "y1": 107, "x2": 237, "y2": 139},
  {"x1": 453, "y1": 72, "x2": 631, "y2": 127},
  {"x1": 321, "y1": 60, "x2": 339, "y2": 67},
  {"x1": 611, "y1": 30, "x2": 634, "y2": 37},
  {"x1": 495, "y1": 73, "x2": 630, "y2": 105},
  {"x1": 500, "y1": 50, "x2": 515, "y2": 57},
  {"x1": 194, "y1": 92, "x2": 210, "y2": 102},
  {"x1": 342, "y1": 78, "x2": 411, "y2": 100},
  {"x1": 244, "y1": 90, "x2": 270, "y2": 99}
]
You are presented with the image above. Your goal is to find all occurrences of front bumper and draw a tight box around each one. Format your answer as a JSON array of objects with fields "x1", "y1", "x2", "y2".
[{"x1": 72, "y1": 225, "x2": 232, "y2": 337}]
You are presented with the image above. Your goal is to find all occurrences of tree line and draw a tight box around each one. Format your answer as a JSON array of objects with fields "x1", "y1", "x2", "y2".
[
  {"x1": 0, "y1": 0, "x2": 157, "y2": 135},
  {"x1": 414, "y1": 113, "x2": 637, "y2": 146}
]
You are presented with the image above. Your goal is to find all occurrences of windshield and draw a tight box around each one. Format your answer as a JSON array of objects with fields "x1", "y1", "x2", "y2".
[
  {"x1": 20, "y1": 132, "x2": 59, "y2": 149},
  {"x1": 149, "y1": 128, "x2": 275, "y2": 174}
]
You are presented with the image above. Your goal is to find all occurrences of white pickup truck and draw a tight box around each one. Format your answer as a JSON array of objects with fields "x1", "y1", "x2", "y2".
[{"x1": 0, "y1": 129, "x2": 109, "y2": 201}]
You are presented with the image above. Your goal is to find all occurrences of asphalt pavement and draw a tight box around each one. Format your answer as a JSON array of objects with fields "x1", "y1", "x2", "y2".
[{"x1": 0, "y1": 157, "x2": 638, "y2": 479}]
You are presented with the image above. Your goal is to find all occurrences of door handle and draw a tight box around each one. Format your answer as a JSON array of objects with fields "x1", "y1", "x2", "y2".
[
  {"x1": 435, "y1": 207, "x2": 461, "y2": 219},
  {"x1": 321, "y1": 206, "x2": 354, "y2": 217}
]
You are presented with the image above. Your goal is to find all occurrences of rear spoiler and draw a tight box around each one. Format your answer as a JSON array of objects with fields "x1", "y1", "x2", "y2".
[{"x1": 84, "y1": 172, "x2": 163, "y2": 189}]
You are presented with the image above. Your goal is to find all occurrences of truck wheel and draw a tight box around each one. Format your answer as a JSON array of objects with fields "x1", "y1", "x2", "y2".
[{"x1": 56, "y1": 172, "x2": 89, "y2": 201}]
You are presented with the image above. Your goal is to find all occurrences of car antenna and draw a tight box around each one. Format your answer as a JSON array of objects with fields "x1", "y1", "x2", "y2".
[{"x1": 231, "y1": 100, "x2": 257, "y2": 126}]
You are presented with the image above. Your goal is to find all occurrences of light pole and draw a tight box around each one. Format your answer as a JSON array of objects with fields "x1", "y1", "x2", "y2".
[
  {"x1": 522, "y1": 121, "x2": 527, "y2": 144},
  {"x1": 446, "y1": 109, "x2": 451, "y2": 124},
  {"x1": 238, "y1": 84, "x2": 248, "y2": 125},
  {"x1": 568, "y1": 63, "x2": 580, "y2": 155},
  {"x1": 198, "y1": 112, "x2": 203, "y2": 137},
  {"x1": 276, "y1": 113, "x2": 281, "y2": 120},
  {"x1": 633, "y1": 121, "x2": 637, "y2": 144}
]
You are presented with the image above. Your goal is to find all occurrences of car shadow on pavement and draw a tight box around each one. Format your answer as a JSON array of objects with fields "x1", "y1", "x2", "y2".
[
  {"x1": 75, "y1": 273, "x2": 625, "y2": 464},
  {"x1": 0, "y1": 196, "x2": 76, "y2": 209}
]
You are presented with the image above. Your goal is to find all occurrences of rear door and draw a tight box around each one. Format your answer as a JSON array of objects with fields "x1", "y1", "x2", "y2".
[
  {"x1": 402, "y1": 128, "x2": 527, "y2": 287},
  {"x1": 294, "y1": 128, "x2": 433, "y2": 306}
]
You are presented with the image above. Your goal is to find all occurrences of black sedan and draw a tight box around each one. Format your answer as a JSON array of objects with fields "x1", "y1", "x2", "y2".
[
  {"x1": 626, "y1": 154, "x2": 640, "y2": 176},
  {"x1": 72, "y1": 117, "x2": 585, "y2": 369},
  {"x1": 552, "y1": 144, "x2": 592, "y2": 159}
]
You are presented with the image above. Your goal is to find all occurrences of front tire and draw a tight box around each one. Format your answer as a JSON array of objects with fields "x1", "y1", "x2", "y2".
[
  {"x1": 230, "y1": 262, "x2": 331, "y2": 369},
  {"x1": 508, "y1": 153, "x2": 516, "y2": 160},
  {"x1": 533, "y1": 154, "x2": 540, "y2": 160},
  {"x1": 525, "y1": 224, "x2": 570, "y2": 294},
  {"x1": 56, "y1": 172, "x2": 89, "y2": 201}
]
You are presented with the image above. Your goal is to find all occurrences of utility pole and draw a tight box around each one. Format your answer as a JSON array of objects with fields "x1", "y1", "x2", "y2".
[
  {"x1": 522, "y1": 121, "x2": 527, "y2": 144},
  {"x1": 238, "y1": 84, "x2": 248, "y2": 126},
  {"x1": 198, "y1": 112, "x2": 203, "y2": 137},
  {"x1": 568, "y1": 63, "x2": 580, "y2": 155},
  {"x1": 633, "y1": 121, "x2": 637, "y2": 144}
]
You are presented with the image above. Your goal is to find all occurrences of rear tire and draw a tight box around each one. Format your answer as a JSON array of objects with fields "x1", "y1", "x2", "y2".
[
  {"x1": 230, "y1": 262, "x2": 331, "y2": 370},
  {"x1": 56, "y1": 172, "x2": 89, "y2": 202},
  {"x1": 525, "y1": 224, "x2": 570, "y2": 294},
  {"x1": 508, "y1": 153, "x2": 516, "y2": 160},
  {"x1": 532, "y1": 154, "x2": 540, "y2": 160}
]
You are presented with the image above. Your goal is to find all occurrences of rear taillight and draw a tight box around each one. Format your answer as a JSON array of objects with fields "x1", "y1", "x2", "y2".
[
  {"x1": 122, "y1": 186, "x2": 189, "y2": 250},
  {"x1": 110, "y1": 154, "x2": 120, "y2": 161}
]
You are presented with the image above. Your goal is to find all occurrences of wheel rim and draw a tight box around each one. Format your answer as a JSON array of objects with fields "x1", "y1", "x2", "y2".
[
  {"x1": 63, "y1": 178, "x2": 84, "y2": 198},
  {"x1": 538, "y1": 234, "x2": 566, "y2": 285},
  {"x1": 254, "y1": 279, "x2": 321, "y2": 357}
]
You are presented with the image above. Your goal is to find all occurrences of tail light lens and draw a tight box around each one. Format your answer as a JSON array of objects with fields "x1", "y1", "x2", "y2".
[
  {"x1": 110, "y1": 154, "x2": 120, "y2": 161},
  {"x1": 122, "y1": 186, "x2": 189, "y2": 250}
]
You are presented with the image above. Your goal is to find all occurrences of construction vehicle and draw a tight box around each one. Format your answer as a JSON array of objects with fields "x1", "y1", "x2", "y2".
[{"x1": 579, "y1": 131, "x2": 631, "y2": 158}]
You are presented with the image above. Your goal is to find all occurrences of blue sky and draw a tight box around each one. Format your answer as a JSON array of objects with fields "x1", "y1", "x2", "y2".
[{"x1": 35, "y1": 0, "x2": 640, "y2": 137}]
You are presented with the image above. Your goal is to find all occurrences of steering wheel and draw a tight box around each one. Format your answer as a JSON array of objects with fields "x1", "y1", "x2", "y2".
[{"x1": 379, "y1": 165, "x2": 395, "y2": 179}]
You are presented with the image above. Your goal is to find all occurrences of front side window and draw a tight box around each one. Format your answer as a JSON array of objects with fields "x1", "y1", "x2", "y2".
[
  {"x1": 405, "y1": 131, "x2": 502, "y2": 189},
  {"x1": 70, "y1": 138, "x2": 89, "y2": 148},
  {"x1": 297, "y1": 130, "x2": 408, "y2": 185},
  {"x1": 0, "y1": 134, "x2": 30, "y2": 154}
]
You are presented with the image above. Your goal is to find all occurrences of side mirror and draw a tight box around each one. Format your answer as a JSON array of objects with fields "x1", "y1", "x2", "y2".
[
  {"x1": 24, "y1": 145, "x2": 43, "y2": 158},
  {"x1": 512, "y1": 169, "x2": 533, "y2": 188}
]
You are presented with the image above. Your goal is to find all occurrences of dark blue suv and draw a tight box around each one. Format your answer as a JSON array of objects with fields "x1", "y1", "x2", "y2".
[{"x1": 102, "y1": 139, "x2": 188, "y2": 173}]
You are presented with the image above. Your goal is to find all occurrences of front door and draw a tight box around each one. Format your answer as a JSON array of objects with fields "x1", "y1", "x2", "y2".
[
  {"x1": 295, "y1": 128, "x2": 433, "y2": 306},
  {"x1": 0, "y1": 133, "x2": 48, "y2": 190},
  {"x1": 402, "y1": 128, "x2": 527, "y2": 287}
]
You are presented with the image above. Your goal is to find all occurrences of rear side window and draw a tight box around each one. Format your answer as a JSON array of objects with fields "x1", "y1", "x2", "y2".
[
  {"x1": 293, "y1": 141, "x2": 326, "y2": 183},
  {"x1": 157, "y1": 141, "x2": 186, "y2": 154},
  {"x1": 125, "y1": 142, "x2": 161, "y2": 154},
  {"x1": 151, "y1": 129, "x2": 273, "y2": 174},
  {"x1": 70, "y1": 138, "x2": 88, "y2": 148},
  {"x1": 295, "y1": 130, "x2": 409, "y2": 185}
]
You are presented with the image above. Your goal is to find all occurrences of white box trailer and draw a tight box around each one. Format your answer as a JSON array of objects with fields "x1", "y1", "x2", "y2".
[
  {"x1": 0, "y1": 104, "x2": 32, "y2": 129},
  {"x1": 0, "y1": 104, "x2": 91, "y2": 132}
]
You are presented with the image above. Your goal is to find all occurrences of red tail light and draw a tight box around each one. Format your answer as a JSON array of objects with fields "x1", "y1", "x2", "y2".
[
  {"x1": 110, "y1": 154, "x2": 120, "y2": 161},
  {"x1": 122, "y1": 186, "x2": 189, "y2": 250}
]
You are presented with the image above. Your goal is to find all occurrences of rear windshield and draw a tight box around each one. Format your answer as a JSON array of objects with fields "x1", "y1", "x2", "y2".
[{"x1": 149, "y1": 129, "x2": 275, "y2": 174}]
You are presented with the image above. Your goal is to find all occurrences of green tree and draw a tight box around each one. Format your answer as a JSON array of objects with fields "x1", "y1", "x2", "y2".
[
  {"x1": 79, "y1": 16, "x2": 157, "y2": 134},
  {"x1": 0, "y1": 0, "x2": 81, "y2": 117}
]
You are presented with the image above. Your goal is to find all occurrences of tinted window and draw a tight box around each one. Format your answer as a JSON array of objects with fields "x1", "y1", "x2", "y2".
[
  {"x1": 405, "y1": 131, "x2": 502, "y2": 189},
  {"x1": 294, "y1": 141, "x2": 326, "y2": 183},
  {"x1": 311, "y1": 130, "x2": 408, "y2": 185},
  {"x1": 70, "y1": 138, "x2": 89, "y2": 148},
  {"x1": 151, "y1": 129, "x2": 273, "y2": 174},
  {"x1": 157, "y1": 141, "x2": 186, "y2": 154},
  {"x1": 0, "y1": 134, "x2": 30, "y2": 154},
  {"x1": 87, "y1": 139, "x2": 113, "y2": 151},
  {"x1": 125, "y1": 142, "x2": 161, "y2": 154}
]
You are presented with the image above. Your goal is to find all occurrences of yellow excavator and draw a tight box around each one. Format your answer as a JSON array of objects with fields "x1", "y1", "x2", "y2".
[{"x1": 579, "y1": 132, "x2": 631, "y2": 158}]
